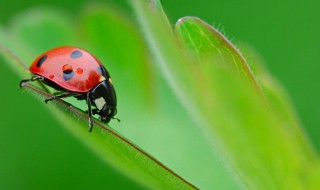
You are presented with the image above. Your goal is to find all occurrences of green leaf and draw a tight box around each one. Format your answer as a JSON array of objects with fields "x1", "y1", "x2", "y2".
[
  {"x1": 7, "y1": 7, "x2": 77, "y2": 63},
  {"x1": 79, "y1": 6, "x2": 237, "y2": 189},
  {"x1": 21, "y1": 83, "x2": 197, "y2": 190},
  {"x1": 175, "y1": 16, "x2": 264, "y2": 98},
  {"x1": 239, "y1": 43, "x2": 317, "y2": 159},
  {"x1": 0, "y1": 7, "x2": 197, "y2": 190},
  {"x1": 0, "y1": 27, "x2": 30, "y2": 78},
  {"x1": 79, "y1": 4, "x2": 153, "y2": 114},
  {"x1": 131, "y1": 0, "x2": 319, "y2": 189}
]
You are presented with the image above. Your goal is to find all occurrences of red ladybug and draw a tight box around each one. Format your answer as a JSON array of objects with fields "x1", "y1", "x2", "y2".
[{"x1": 20, "y1": 46, "x2": 117, "y2": 132}]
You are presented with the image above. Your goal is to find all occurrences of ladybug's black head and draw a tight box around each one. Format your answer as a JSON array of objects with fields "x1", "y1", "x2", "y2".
[
  {"x1": 99, "y1": 105, "x2": 117, "y2": 123},
  {"x1": 90, "y1": 79, "x2": 117, "y2": 124}
]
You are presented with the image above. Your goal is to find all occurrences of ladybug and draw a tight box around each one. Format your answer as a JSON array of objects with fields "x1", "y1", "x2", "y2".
[{"x1": 20, "y1": 46, "x2": 118, "y2": 132}]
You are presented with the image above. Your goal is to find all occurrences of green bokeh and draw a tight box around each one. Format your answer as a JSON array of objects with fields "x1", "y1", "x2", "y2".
[{"x1": 1, "y1": 0, "x2": 320, "y2": 189}]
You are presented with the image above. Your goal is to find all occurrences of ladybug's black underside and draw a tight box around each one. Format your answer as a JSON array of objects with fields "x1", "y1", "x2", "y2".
[{"x1": 42, "y1": 77, "x2": 117, "y2": 123}]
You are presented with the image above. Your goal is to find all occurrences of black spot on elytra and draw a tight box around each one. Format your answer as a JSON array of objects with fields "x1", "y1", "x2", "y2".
[
  {"x1": 97, "y1": 66, "x2": 102, "y2": 75},
  {"x1": 70, "y1": 50, "x2": 82, "y2": 59},
  {"x1": 63, "y1": 70, "x2": 74, "y2": 81},
  {"x1": 63, "y1": 69, "x2": 73, "y2": 74},
  {"x1": 62, "y1": 64, "x2": 74, "y2": 80},
  {"x1": 36, "y1": 55, "x2": 47, "y2": 67},
  {"x1": 97, "y1": 65, "x2": 110, "y2": 78}
]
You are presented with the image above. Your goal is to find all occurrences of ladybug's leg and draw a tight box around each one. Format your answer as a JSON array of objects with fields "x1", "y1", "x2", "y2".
[
  {"x1": 20, "y1": 75, "x2": 43, "y2": 87},
  {"x1": 91, "y1": 108, "x2": 99, "y2": 115},
  {"x1": 45, "y1": 93, "x2": 81, "y2": 103},
  {"x1": 87, "y1": 92, "x2": 94, "y2": 132}
]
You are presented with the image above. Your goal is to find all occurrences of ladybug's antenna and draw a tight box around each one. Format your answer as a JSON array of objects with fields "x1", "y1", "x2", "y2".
[{"x1": 112, "y1": 117, "x2": 121, "y2": 122}]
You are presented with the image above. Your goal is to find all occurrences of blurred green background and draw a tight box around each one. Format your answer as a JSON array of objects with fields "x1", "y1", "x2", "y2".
[{"x1": 1, "y1": 0, "x2": 319, "y2": 189}]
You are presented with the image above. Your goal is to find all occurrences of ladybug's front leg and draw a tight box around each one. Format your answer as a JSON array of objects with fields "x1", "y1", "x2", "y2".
[
  {"x1": 90, "y1": 108, "x2": 99, "y2": 115},
  {"x1": 87, "y1": 92, "x2": 94, "y2": 132},
  {"x1": 20, "y1": 75, "x2": 44, "y2": 87}
]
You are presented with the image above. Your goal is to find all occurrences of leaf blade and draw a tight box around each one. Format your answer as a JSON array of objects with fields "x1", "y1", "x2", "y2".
[
  {"x1": 0, "y1": 7, "x2": 198, "y2": 190},
  {"x1": 131, "y1": 0, "x2": 319, "y2": 189},
  {"x1": 175, "y1": 16, "x2": 264, "y2": 98}
]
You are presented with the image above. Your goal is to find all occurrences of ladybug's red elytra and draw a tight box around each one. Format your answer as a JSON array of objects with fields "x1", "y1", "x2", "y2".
[{"x1": 20, "y1": 46, "x2": 118, "y2": 132}]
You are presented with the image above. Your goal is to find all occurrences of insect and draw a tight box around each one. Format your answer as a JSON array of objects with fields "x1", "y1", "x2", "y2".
[{"x1": 20, "y1": 46, "x2": 118, "y2": 132}]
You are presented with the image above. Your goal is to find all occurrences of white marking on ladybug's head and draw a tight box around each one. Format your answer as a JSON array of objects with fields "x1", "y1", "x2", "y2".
[
  {"x1": 99, "y1": 76, "x2": 106, "y2": 82},
  {"x1": 109, "y1": 78, "x2": 113, "y2": 84},
  {"x1": 94, "y1": 97, "x2": 106, "y2": 110}
]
